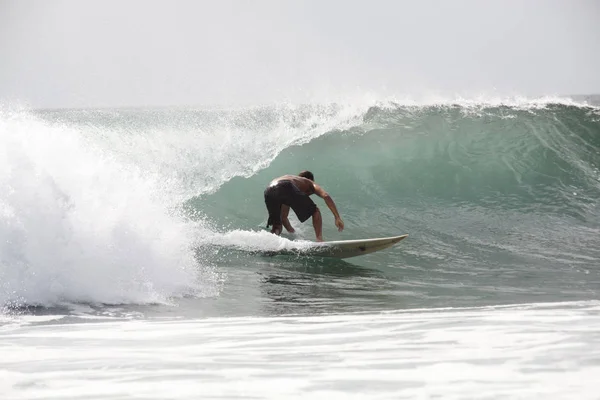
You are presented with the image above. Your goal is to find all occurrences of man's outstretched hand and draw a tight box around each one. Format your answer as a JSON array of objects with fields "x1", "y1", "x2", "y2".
[{"x1": 335, "y1": 218, "x2": 345, "y2": 232}]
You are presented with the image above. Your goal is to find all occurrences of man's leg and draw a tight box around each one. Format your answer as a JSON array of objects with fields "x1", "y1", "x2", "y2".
[
  {"x1": 271, "y1": 224, "x2": 282, "y2": 235},
  {"x1": 281, "y1": 205, "x2": 295, "y2": 233},
  {"x1": 312, "y1": 208, "x2": 323, "y2": 242},
  {"x1": 265, "y1": 199, "x2": 283, "y2": 236}
]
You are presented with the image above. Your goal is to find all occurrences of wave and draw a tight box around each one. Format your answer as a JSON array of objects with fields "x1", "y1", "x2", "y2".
[
  {"x1": 200, "y1": 100, "x2": 600, "y2": 228},
  {"x1": 1, "y1": 95, "x2": 599, "y2": 309},
  {"x1": 196, "y1": 99, "x2": 600, "y2": 275}
]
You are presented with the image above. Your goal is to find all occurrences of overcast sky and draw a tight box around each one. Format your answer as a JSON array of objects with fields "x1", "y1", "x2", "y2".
[{"x1": 1, "y1": 0, "x2": 599, "y2": 108}]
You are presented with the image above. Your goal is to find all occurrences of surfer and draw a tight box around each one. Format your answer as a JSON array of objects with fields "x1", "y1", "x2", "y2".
[{"x1": 264, "y1": 170, "x2": 344, "y2": 242}]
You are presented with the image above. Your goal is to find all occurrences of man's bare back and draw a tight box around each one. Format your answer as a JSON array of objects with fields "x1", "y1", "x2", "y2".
[{"x1": 270, "y1": 175, "x2": 315, "y2": 196}]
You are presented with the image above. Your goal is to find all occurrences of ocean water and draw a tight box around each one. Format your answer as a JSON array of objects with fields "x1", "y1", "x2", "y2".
[{"x1": 1, "y1": 96, "x2": 599, "y2": 398}]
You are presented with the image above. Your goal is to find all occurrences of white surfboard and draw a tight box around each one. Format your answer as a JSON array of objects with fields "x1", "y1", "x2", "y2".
[{"x1": 268, "y1": 234, "x2": 408, "y2": 259}]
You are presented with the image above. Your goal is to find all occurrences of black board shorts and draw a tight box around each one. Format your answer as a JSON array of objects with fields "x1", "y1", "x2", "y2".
[{"x1": 264, "y1": 180, "x2": 317, "y2": 228}]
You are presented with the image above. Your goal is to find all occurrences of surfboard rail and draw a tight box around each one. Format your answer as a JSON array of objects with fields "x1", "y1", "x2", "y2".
[{"x1": 265, "y1": 234, "x2": 408, "y2": 259}]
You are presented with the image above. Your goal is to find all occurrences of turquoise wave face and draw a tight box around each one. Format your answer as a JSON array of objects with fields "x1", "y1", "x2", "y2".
[{"x1": 197, "y1": 103, "x2": 600, "y2": 232}]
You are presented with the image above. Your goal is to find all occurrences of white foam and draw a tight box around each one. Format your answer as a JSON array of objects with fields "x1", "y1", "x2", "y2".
[
  {"x1": 360, "y1": 92, "x2": 600, "y2": 111},
  {"x1": 201, "y1": 228, "x2": 316, "y2": 254},
  {"x1": 0, "y1": 110, "x2": 218, "y2": 309},
  {"x1": 2, "y1": 301, "x2": 599, "y2": 399}
]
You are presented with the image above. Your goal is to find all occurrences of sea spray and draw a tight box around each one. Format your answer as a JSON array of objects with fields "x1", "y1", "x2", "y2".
[{"x1": 0, "y1": 110, "x2": 217, "y2": 309}]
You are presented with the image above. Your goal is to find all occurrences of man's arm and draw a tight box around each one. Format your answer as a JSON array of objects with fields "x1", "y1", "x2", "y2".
[
  {"x1": 313, "y1": 184, "x2": 344, "y2": 231},
  {"x1": 281, "y1": 205, "x2": 295, "y2": 233}
]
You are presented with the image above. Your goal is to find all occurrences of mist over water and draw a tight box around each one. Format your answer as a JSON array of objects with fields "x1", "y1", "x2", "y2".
[{"x1": 2, "y1": 1, "x2": 599, "y2": 108}]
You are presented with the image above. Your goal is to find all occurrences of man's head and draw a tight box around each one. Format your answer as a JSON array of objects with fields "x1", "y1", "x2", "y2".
[{"x1": 299, "y1": 170, "x2": 314, "y2": 181}]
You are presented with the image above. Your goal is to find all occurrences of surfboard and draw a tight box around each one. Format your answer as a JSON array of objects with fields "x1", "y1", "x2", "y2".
[{"x1": 267, "y1": 234, "x2": 408, "y2": 259}]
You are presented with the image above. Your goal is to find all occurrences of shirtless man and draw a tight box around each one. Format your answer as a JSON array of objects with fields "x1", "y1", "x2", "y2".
[{"x1": 264, "y1": 170, "x2": 344, "y2": 242}]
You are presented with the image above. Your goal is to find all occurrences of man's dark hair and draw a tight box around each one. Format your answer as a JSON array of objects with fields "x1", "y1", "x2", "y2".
[{"x1": 299, "y1": 170, "x2": 314, "y2": 181}]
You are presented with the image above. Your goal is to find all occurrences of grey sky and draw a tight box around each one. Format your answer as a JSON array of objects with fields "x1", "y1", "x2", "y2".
[{"x1": 1, "y1": 0, "x2": 599, "y2": 108}]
